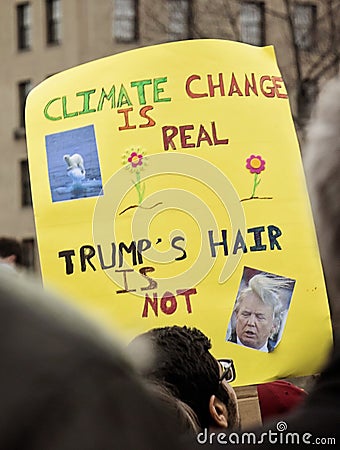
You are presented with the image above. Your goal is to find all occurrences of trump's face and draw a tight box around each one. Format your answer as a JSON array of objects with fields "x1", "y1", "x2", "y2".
[{"x1": 235, "y1": 292, "x2": 274, "y2": 350}]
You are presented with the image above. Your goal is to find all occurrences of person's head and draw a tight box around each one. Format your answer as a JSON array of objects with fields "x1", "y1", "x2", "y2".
[
  {"x1": 145, "y1": 381, "x2": 201, "y2": 435},
  {"x1": 0, "y1": 269, "x2": 187, "y2": 450},
  {"x1": 303, "y1": 77, "x2": 340, "y2": 334},
  {"x1": 0, "y1": 237, "x2": 23, "y2": 268},
  {"x1": 128, "y1": 325, "x2": 240, "y2": 431},
  {"x1": 233, "y1": 274, "x2": 291, "y2": 351},
  {"x1": 257, "y1": 380, "x2": 307, "y2": 424}
]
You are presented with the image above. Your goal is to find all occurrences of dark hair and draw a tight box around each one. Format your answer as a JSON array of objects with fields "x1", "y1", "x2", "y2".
[
  {"x1": 145, "y1": 381, "x2": 200, "y2": 435},
  {"x1": 0, "y1": 271, "x2": 186, "y2": 450},
  {"x1": 129, "y1": 325, "x2": 222, "y2": 428},
  {"x1": 0, "y1": 237, "x2": 23, "y2": 266}
]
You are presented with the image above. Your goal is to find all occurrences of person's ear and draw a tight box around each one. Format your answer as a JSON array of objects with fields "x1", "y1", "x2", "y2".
[{"x1": 209, "y1": 395, "x2": 229, "y2": 429}]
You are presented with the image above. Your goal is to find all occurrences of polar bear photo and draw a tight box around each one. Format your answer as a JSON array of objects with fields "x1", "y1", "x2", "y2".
[{"x1": 63, "y1": 153, "x2": 86, "y2": 183}]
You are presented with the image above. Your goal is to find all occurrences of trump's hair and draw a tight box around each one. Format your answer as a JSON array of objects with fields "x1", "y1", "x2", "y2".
[{"x1": 235, "y1": 273, "x2": 293, "y2": 317}]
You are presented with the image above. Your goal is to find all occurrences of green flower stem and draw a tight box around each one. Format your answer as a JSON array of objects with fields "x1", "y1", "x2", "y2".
[
  {"x1": 251, "y1": 173, "x2": 261, "y2": 198},
  {"x1": 134, "y1": 170, "x2": 145, "y2": 204}
]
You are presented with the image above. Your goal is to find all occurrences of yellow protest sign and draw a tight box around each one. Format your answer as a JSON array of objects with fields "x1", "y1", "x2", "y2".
[{"x1": 26, "y1": 39, "x2": 332, "y2": 386}]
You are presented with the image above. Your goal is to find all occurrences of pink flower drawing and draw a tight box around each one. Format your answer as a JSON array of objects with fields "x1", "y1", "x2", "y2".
[
  {"x1": 128, "y1": 151, "x2": 143, "y2": 168},
  {"x1": 246, "y1": 155, "x2": 266, "y2": 174}
]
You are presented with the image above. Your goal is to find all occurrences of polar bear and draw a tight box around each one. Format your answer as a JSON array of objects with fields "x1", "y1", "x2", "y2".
[
  {"x1": 63, "y1": 153, "x2": 85, "y2": 173},
  {"x1": 63, "y1": 153, "x2": 86, "y2": 183}
]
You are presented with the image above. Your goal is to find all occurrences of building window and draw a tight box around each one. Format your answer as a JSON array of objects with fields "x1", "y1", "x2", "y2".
[
  {"x1": 20, "y1": 159, "x2": 32, "y2": 207},
  {"x1": 240, "y1": 2, "x2": 265, "y2": 46},
  {"x1": 167, "y1": 0, "x2": 192, "y2": 41},
  {"x1": 46, "y1": 0, "x2": 62, "y2": 45},
  {"x1": 18, "y1": 80, "x2": 31, "y2": 129},
  {"x1": 298, "y1": 78, "x2": 318, "y2": 119},
  {"x1": 113, "y1": 0, "x2": 138, "y2": 42},
  {"x1": 17, "y1": 2, "x2": 32, "y2": 50},
  {"x1": 21, "y1": 238, "x2": 35, "y2": 270},
  {"x1": 293, "y1": 3, "x2": 316, "y2": 50}
]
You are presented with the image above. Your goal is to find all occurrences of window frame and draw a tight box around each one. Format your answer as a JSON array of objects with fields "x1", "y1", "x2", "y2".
[
  {"x1": 239, "y1": 1, "x2": 266, "y2": 46},
  {"x1": 293, "y1": 2, "x2": 317, "y2": 51},
  {"x1": 113, "y1": 0, "x2": 139, "y2": 43},
  {"x1": 20, "y1": 159, "x2": 33, "y2": 208},
  {"x1": 18, "y1": 80, "x2": 31, "y2": 129},
  {"x1": 167, "y1": 0, "x2": 193, "y2": 42},
  {"x1": 46, "y1": 0, "x2": 62, "y2": 45},
  {"x1": 17, "y1": 2, "x2": 32, "y2": 51}
]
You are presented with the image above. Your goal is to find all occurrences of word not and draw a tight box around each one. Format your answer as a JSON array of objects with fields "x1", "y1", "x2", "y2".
[
  {"x1": 162, "y1": 121, "x2": 229, "y2": 150},
  {"x1": 58, "y1": 236, "x2": 186, "y2": 275},
  {"x1": 81, "y1": 263, "x2": 197, "y2": 319},
  {"x1": 208, "y1": 225, "x2": 282, "y2": 257},
  {"x1": 186, "y1": 72, "x2": 288, "y2": 99},
  {"x1": 142, "y1": 288, "x2": 197, "y2": 318},
  {"x1": 108, "y1": 266, "x2": 198, "y2": 318},
  {"x1": 115, "y1": 267, "x2": 197, "y2": 317},
  {"x1": 44, "y1": 77, "x2": 171, "y2": 121}
]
